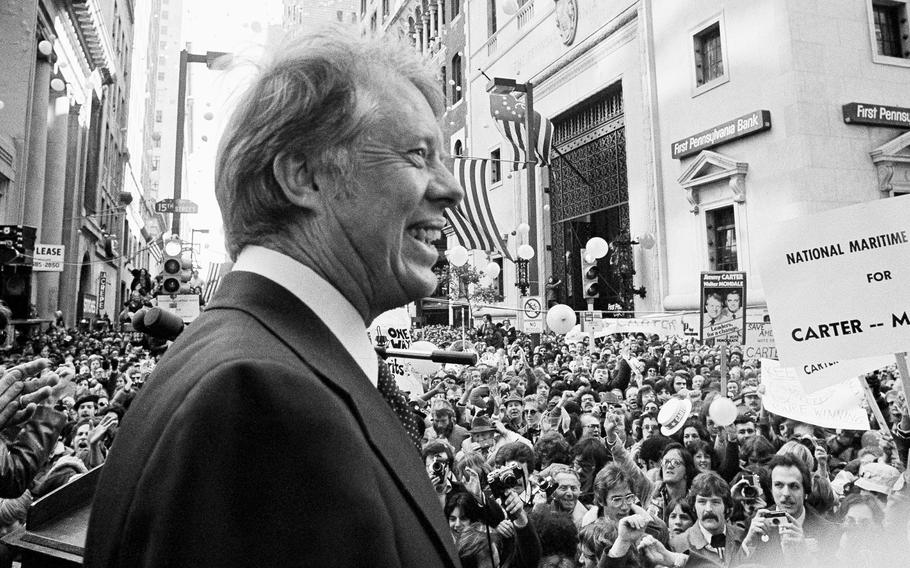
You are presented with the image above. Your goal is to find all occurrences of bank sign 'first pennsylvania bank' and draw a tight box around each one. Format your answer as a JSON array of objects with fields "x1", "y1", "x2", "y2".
[{"x1": 671, "y1": 110, "x2": 772, "y2": 159}]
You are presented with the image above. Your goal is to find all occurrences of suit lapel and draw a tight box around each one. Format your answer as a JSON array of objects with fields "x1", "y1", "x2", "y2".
[{"x1": 207, "y1": 272, "x2": 457, "y2": 564}]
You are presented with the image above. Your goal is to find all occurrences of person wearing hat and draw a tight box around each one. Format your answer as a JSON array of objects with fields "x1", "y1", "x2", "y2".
[
  {"x1": 500, "y1": 391, "x2": 526, "y2": 435},
  {"x1": 74, "y1": 394, "x2": 99, "y2": 421},
  {"x1": 735, "y1": 385, "x2": 762, "y2": 417},
  {"x1": 854, "y1": 462, "x2": 901, "y2": 501},
  {"x1": 460, "y1": 415, "x2": 531, "y2": 462}
]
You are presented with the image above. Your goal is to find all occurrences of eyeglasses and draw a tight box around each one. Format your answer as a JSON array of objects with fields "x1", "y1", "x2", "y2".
[
  {"x1": 608, "y1": 493, "x2": 637, "y2": 506},
  {"x1": 663, "y1": 458, "x2": 684, "y2": 468},
  {"x1": 524, "y1": 409, "x2": 539, "y2": 416}
]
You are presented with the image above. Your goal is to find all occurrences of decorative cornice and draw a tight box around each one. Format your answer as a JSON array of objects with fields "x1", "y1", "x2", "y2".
[
  {"x1": 67, "y1": 0, "x2": 116, "y2": 74},
  {"x1": 677, "y1": 150, "x2": 749, "y2": 214}
]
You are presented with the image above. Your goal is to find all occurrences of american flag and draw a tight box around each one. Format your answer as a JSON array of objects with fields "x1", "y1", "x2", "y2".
[
  {"x1": 489, "y1": 93, "x2": 554, "y2": 171},
  {"x1": 201, "y1": 262, "x2": 225, "y2": 306},
  {"x1": 147, "y1": 236, "x2": 163, "y2": 264},
  {"x1": 443, "y1": 158, "x2": 512, "y2": 260}
]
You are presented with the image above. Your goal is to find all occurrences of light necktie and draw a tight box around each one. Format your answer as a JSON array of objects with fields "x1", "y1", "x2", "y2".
[{"x1": 377, "y1": 356, "x2": 423, "y2": 451}]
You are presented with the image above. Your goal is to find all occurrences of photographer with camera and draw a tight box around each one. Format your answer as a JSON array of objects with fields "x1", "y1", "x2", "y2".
[
  {"x1": 742, "y1": 453, "x2": 837, "y2": 566},
  {"x1": 531, "y1": 466, "x2": 588, "y2": 530},
  {"x1": 424, "y1": 440, "x2": 505, "y2": 530},
  {"x1": 485, "y1": 461, "x2": 541, "y2": 568}
]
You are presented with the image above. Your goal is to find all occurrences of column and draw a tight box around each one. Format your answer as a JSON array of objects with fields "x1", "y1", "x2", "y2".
[
  {"x1": 35, "y1": 91, "x2": 70, "y2": 320},
  {"x1": 429, "y1": 4, "x2": 438, "y2": 43},
  {"x1": 422, "y1": 14, "x2": 430, "y2": 55},
  {"x1": 437, "y1": 0, "x2": 445, "y2": 38},
  {"x1": 23, "y1": 57, "x2": 51, "y2": 230}
]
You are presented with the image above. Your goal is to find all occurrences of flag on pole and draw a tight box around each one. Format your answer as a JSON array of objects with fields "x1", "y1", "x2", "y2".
[
  {"x1": 147, "y1": 236, "x2": 163, "y2": 264},
  {"x1": 444, "y1": 158, "x2": 513, "y2": 260},
  {"x1": 489, "y1": 93, "x2": 554, "y2": 171},
  {"x1": 201, "y1": 262, "x2": 224, "y2": 305}
]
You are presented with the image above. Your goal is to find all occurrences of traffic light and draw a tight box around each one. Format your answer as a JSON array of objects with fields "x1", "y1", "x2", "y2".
[
  {"x1": 161, "y1": 238, "x2": 192, "y2": 294},
  {"x1": 580, "y1": 250, "x2": 600, "y2": 299}
]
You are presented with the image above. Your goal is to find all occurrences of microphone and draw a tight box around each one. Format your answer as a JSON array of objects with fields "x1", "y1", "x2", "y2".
[{"x1": 374, "y1": 347, "x2": 478, "y2": 366}]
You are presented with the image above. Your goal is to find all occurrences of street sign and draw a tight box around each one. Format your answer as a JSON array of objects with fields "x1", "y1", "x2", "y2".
[
  {"x1": 154, "y1": 199, "x2": 199, "y2": 214},
  {"x1": 157, "y1": 293, "x2": 201, "y2": 322},
  {"x1": 32, "y1": 244, "x2": 65, "y2": 272},
  {"x1": 522, "y1": 297, "x2": 542, "y2": 319}
]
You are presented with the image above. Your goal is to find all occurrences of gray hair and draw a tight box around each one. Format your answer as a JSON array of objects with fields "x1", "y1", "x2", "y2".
[{"x1": 215, "y1": 26, "x2": 443, "y2": 260}]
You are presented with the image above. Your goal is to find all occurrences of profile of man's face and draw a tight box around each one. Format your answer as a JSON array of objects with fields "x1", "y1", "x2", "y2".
[{"x1": 315, "y1": 75, "x2": 463, "y2": 315}]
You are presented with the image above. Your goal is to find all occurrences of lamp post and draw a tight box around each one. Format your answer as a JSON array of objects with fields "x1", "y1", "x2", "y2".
[
  {"x1": 486, "y1": 77, "x2": 542, "y2": 299},
  {"x1": 173, "y1": 50, "x2": 231, "y2": 237}
]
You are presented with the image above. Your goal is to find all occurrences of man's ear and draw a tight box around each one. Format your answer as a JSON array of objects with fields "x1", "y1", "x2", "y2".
[{"x1": 272, "y1": 151, "x2": 321, "y2": 209}]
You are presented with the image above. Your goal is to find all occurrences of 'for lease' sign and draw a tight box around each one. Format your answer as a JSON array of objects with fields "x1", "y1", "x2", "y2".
[
  {"x1": 755, "y1": 195, "x2": 910, "y2": 368},
  {"x1": 33, "y1": 244, "x2": 64, "y2": 272}
]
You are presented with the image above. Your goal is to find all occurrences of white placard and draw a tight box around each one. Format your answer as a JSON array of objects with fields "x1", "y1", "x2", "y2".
[
  {"x1": 156, "y1": 294, "x2": 201, "y2": 322},
  {"x1": 590, "y1": 316, "x2": 686, "y2": 338},
  {"x1": 760, "y1": 359, "x2": 870, "y2": 430},
  {"x1": 369, "y1": 308, "x2": 416, "y2": 395},
  {"x1": 32, "y1": 244, "x2": 65, "y2": 272},
  {"x1": 755, "y1": 195, "x2": 910, "y2": 367}
]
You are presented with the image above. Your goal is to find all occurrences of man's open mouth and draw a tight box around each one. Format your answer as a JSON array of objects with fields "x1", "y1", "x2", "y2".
[{"x1": 406, "y1": 225, "x2": 443, "y2": 246}]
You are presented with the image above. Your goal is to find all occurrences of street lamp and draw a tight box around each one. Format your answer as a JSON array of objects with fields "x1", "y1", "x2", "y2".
[
  {"x1": 173, "y1": 50, "x2": 231, "y2": 237},
  {"x1": 485, "y1": 77, "x2": 541, "y2": 298}
]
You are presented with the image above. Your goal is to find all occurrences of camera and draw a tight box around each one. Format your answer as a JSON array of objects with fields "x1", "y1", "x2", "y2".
[
  {"x1": 798, "y1": 436, "x2": 818, "y2": 452},
  {"x1": 431, "y1": 461, "x2": 446, "y2": 477},
  {"x1": 741, "y1": 473, "x2": 761, "y2": 499},
  {"x1": 765, "y1": 511, "x2": 787, "y2": 526},
  {"x1": 488, "y1": 464, "x2": 524, "y2": 500},
  {"x1": 537, "y1": 476, "x2": 559, "y2": 499}
]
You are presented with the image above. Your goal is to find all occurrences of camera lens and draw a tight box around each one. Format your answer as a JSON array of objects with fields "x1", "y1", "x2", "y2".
[{"x1": 742, "y1": 486, "x2": 758, "y2": 499}]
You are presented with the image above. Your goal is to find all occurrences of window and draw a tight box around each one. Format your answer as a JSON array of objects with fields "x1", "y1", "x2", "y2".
[
  {"x1": 361, "y1": 0, "x2": 366, "y2": 16},
  {"x1": 694, "y1": 22, "x2": 724, "y2": 87},
  {"x1": 454, "y1": 140, "x2": 463, "y2": 156},
  {"x1": 155, "y1": 110, "x2": 163, "y2": 122},
  {"x1": 873, "y1": 2, "x2": 907, "y2": 57},
  {"x1": 157, "y1": 72, "x2": 165, "y2": 81},
  {"x1": 488, "y1": 0, "x2": 498, "y2": 37},
  {"x1": 383, "y1": 0, "x2": 390, "y2": 18},
  {"x1": 707, "y1": 206, "x2": 737, "y2": 271},
  {"x1": 490, "y1": 148, "x2": 501, "y2": 184},
  {"x1": 151, "y1": 157, "x2": 159, "y2": 171},
  {"x1": 494, "y1": 258, "x2": 504, "y2": 296},
  {"x1": 337, "y1": 10, "x2": 344, "y2": 22},
  {"x1": 371, "y1": 12, "x2": 377, "y2": 33},
  {"x1": 159, "y1": 41, "x2": 167, "y2": 50},
  {"x1": 452, "y1": 0, "x2": 461, "y2": 19},
  {"x1": 452, "y1": 54, "x2": 463, "y2": 103}
]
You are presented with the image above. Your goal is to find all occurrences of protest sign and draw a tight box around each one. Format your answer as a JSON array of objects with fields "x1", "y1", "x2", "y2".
[
  {"x1": 592, "y1": 315, "x2": 686, "y2": 338},
  {"x1": 744, "y1": 322, "x2": 776, "y2": 360},
  {"x1": 755, "y1": 195, "x2": 910, "y2": 367},
  {"x1": 369, "y1": 308, "x2": 416, "y2": 394},
  {"x1": 700, "y1": 272, "x2": 746, "y2": 345},
  {"x1": 760, "y1": 359, "x2": 870, "y2": 430}
]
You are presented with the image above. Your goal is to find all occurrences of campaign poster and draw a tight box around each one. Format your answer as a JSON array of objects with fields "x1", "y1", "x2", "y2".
[
  {"x1": 755, "y1": 194, "x2": 910, "y2": 367},
  {"x1": 699, "y1": 272, "x2": 746, "y2": 345}
]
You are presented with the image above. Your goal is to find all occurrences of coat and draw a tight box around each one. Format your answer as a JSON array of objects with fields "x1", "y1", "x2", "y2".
[
  {"x1": 84, "y1": 271, "x2": 460, "y2": 567},
  {"x1": 670, "y1": 522, "x2": 745, "y2": 568}
]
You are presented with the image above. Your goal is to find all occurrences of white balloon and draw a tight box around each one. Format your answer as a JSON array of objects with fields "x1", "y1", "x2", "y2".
[
  {"x1": 448, "y1": 246, "x2": 468, "y2": 267},
  {"x1": 485, "y1": 262, "x2": 501, "y2": 278},
  {"x1": 585, "y1": 237, "x2": 609, "y2": 259},
  {"x1": 516, "y1": 222, "x2": 531, "y2": 236},
  {"x1": 203, "y1": 111, "x2": 214, "y2": 120},
  {"x1": 517, "y1": 244, "x2": 535, "y2": 260},
  {"x1": 409, "y1": 341, "x2": 440, "y2": 375},
  {"x1": 503, "y1": 0, "x2": 520, "y2": 16},
  {"x1": 50, "y1": 78, "x2": 65, "y2": 92},
  {"x1": 709, "y1": 397, "x2": 738, "y2": 427},
  {"x1": 638, "y1": 232, "x2": 656, "y2": 250},
  {"x1": 546, "y1": 304, "x2": 576, "y2": 335}
]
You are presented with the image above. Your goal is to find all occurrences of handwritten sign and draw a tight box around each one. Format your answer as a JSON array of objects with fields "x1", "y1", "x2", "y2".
[
  {"x1": 369, "y1": 308, "x2": 414, "y2": 393},
  {"x1": 591, "y1": 315, "x2": 686, "y2": 338},
  {"x1": 755, "y1": 195, "x2": 910, "y2": 367},
  {"x1": 760, "y1": 359, "x2": 870, "y2": 430}
]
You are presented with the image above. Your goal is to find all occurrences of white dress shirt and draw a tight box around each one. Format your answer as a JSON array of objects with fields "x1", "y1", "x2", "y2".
[{"x1": 231, "y1": 245, "x2": 378, "y2": 387}]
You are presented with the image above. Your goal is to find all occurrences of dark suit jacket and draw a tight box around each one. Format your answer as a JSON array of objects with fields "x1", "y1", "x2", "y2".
[
  {"x1": 670, "y1": 522, "x2": 745, "y2": 568},
  {"x1": 84, "y1": 272, "x2": 460, "y2": 567}
]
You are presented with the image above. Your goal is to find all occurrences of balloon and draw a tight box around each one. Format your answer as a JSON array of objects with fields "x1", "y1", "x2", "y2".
[
  {"x1": 50, "y1": 78, "x2": 65, "y2": 92},
  {"x1": 585, "y1": 237, "x2": 609, "y2": 259},
  {"x1": 203, "y1": 111, "x2": 214, "y2": 120},
  {"x1": 409, "y1": 341, "x2": 440, "y2": 375},
  {"x1": 546, "y1": 304, "x2": 576, "y2": 335},
  {"x1": 709, "y1": 397, "x2": 738, "y2": 427},
  {"x1": 517, "y1": 244, "x2": 535, "y2": 260},
  {"x1": 516, "y1": 222, "x2": 530, "y2": 236},
  {"x1": 485, "y1": 262, "x2": 501, "y2": 278},
  {"x1": 503, "y1": 0, "x2": 520, "y2": 16},
  {"x1": 448, "y1": 245, "x2": 468, "y2": 267}
]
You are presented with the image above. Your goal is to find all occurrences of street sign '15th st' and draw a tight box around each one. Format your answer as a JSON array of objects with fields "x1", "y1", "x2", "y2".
[{"x1": 154, "y1": 199, "x2": 199, "y2": 214}]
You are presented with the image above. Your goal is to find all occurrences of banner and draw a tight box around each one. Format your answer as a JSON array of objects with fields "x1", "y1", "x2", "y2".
[
  {"x1": 699, "y1": 272, "x2": 746, "y2": 344},
  {"x1": 591, "y1": 315, "x2": 686, "y2": 338},
  {"x1": 760, "y1": 359, "x2": 870, "y2": 430},
  {"x1": 756, "y1": 195, "x2": 910, "y2": 367},
  {"x1": 744, "y1": 322, "x2": 777, "y2": 360}
]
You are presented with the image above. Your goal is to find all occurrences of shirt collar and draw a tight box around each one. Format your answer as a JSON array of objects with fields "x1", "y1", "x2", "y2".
[
  {"x1": 698, "y1": 520, "x2": 726, "y2": 545},
  {"x1": 232, "y1": 245, "x2": 378, "y2": 387}
]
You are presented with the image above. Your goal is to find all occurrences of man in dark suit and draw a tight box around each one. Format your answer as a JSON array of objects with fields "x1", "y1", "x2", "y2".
[{"x1": 84, "y1": 28, "x2": 464, "y2": 567}]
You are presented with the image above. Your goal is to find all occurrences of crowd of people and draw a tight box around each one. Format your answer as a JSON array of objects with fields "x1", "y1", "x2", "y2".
[
  {"x1": 0, "y1": 311, "x2": 907, "y2": 567},
  {"x1": 408, "y1": 317, "x2": 910, "y2": 568}
]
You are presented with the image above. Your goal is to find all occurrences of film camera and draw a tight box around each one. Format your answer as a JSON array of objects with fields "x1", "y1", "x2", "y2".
[
  {"x1": 537, "y1": 476, "x2": 559, "y2": 499},
  {"x1": 488, "y1": 464, "x2": 524, "y2": 500},
  {"x1": 741, "y1": 473, "x2": 762, "y2": 499}
]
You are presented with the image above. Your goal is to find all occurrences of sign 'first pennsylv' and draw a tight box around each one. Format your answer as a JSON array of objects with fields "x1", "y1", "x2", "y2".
[{"x1": 755, "y1": 194, "x2": 910, "y2": 371}]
